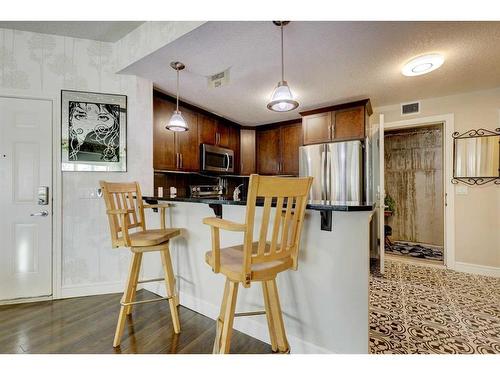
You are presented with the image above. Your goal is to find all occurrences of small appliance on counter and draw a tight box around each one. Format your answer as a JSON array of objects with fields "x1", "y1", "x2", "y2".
[{"x1": 189, "y1": 184, "x2": 223, "y2": 198}]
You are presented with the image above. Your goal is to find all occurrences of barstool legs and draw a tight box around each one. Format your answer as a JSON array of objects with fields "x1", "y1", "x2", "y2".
[
  {"x1": 265, "y1": 279, "x2": 290, "y2": 353},
  {"x1": 113, "y1": 252, "x2": 142, "y2": 347},
  {"x1": 213, "y1": 278, "x2": 239, "y2": 354},
  {"x1": 212, "y1": 278, "x2": 290, "y2": 354},
  {"x1": 160, "y1": 244, "x2": 181, "y2": 334},
  {"x1": 262, "y1": 281, "x2": 278, "y2": 352}
]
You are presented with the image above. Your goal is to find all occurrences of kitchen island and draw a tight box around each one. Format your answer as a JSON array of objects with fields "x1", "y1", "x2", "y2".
[{"x1": 141, "y1": 195, "x2": 374, "y2": 353}]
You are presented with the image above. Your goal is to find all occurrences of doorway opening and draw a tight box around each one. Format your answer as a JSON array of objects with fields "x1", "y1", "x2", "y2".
[{"x1": 383, "y1": 123, "x2": 444, "y2": 264}]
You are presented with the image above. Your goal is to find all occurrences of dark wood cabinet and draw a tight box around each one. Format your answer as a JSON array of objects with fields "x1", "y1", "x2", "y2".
[
  {"x1": 256, "y1": 121, "x2": 302, "y2": 176},
  {"x1": 216, "y1": 121, "x2": 230, "y2": 148},
  {"x1": 240, "y1": 129, "x2": 256, "y2": 175},
  {"x1": 227, "y1": 124, "x2": 240, "y2": 174},
  {"x1": 198, "y1": 114, "x2": 217, "y2": 145},
  {"x1": 175, "y1": 106, "x2": 199, "y2": 171},
  {"x1": 334, "y1": 106, "x2": 365, "y2": 141},
  {"x1": 154, "y1": 91, "x2": 242, "y2": 173},
  {"x1": 302, "y1": 112, "x2": 331, "y2": 145},
  {"x1": 257, "y1": 127, "x2": 281, "y2": 175},
  {"x1": 280, "y1": 122, "x2": 302, "y2": 176},
  {"x1": 301, "y1": 99, "x2": 372, "y2": 145},
  {"x1": 153, "y1": 97, "x2": 199, "y2": 171},
  {"x1": 198, "y1": 114, "x2": 232, "y2": 148},
  {"x1": 153, "y1": 97, "x2": 177, "y2": 170}
]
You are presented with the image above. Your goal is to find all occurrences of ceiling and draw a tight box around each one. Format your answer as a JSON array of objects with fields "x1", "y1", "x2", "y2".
[
  {"x1": 121, "y1": 21, "x2": 500, "y2": 126},
  {"x1": 0, "y1": 21, "x2": 144, "y2": 42}
]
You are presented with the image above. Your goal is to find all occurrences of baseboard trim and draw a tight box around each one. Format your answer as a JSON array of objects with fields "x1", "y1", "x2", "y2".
[
  {"x1": 60, "y1": 281, "x2": 126, "y2": 299},
  {"x1": 454, "y1": 262, "x2": 500, "y2": 278},
  {"x1": 143, "y1": 282, "x2": 332, "y2": 354}
]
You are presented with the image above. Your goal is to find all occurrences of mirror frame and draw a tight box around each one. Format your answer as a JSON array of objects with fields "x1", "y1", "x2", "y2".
[{"x1": 452, "y1": 128, "x2": 500, "y2": 185}]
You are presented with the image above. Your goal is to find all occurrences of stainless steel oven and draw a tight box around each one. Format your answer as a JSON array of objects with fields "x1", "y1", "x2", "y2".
[{"x1": 201, "y1": 144, "x2": 234, "y2": 173}]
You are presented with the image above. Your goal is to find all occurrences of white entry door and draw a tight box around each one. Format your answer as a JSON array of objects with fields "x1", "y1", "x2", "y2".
[{"x1": 0, "y1": 97, "x2": 53, "y2": 301}]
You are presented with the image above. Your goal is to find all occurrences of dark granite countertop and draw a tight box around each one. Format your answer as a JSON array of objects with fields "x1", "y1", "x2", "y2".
[{"x1": 142, "y1": 195, "x2": 374, "y2": 212}]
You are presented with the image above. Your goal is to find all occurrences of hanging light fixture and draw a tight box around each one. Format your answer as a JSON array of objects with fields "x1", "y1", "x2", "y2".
[
  {"x1": 267, "y1": 21, "x2": 299, "y2": 112},
  {"x1": 166, "y1": 61, "x2": 189, "y2": 132}
]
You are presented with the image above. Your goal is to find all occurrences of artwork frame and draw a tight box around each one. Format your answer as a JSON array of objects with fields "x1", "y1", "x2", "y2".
[{"x1": 61, "y1": 89, "x2": 127, "y2": 172}]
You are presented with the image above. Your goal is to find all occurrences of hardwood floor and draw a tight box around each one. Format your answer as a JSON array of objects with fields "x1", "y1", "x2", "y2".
[{"x1": 0, "y1": 290, "x2": 272, "y2": 354}]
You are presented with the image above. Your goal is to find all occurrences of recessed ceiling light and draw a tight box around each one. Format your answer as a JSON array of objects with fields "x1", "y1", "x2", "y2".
[{"x1": 402, "y1": 54, "x2": 445, "y2": 76}]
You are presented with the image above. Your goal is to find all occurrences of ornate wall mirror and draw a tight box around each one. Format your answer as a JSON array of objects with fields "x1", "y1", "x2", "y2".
[{"x1": 452, "y1": 128, "x2": 500, "y2": 185}]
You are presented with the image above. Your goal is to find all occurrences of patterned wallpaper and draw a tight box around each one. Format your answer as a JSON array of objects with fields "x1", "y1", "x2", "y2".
[{"x1": 0, "y1": 27, "x2": 153, "y2": 294}]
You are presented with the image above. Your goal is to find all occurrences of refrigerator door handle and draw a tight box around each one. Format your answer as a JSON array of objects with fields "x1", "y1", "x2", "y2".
[{"x1": 321, "y1": 144, "x2": 328, "y2": 201}]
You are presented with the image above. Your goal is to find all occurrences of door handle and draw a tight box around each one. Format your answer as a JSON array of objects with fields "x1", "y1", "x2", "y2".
[
  {"x1": 31, "y1": 210, "x2": 49, "y2": 217},
  {"x1": 180, "y1": 153, "x2": 183, "y2": 169}
]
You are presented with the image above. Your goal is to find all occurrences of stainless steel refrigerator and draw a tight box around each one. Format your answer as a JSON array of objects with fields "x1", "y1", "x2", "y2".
[{"x1": 299, "y1": 140, "x2": 364, "y2": 204}]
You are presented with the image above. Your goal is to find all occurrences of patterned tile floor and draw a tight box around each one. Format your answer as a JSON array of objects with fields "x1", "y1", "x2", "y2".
[{"x1": 369, "y1": 259, "x2": 500, "y2": 354}]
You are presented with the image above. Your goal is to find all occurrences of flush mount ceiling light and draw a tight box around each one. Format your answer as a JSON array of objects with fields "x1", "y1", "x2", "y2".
[
  {"x1": 402, "y1": 54, "x2": 445, "y2": 76},
  {"x1": 166, "y1": 61, "x2": 189, "y2": 132},
  {"x1": 267, "y1": 21, "x2": 299, "y2": 112}
]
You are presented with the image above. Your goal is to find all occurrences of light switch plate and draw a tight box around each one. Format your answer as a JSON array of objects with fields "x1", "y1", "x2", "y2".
[{"x1": 456, "y1": 185, "x2": 468, "y2": 195}]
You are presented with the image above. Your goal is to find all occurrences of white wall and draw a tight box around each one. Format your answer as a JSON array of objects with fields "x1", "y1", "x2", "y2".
[
  {"x1": 0, "y1": 27, "x2": 154, "y2": 297},
  {"x1": 373, "y1": 87, "x2": 500, "y2": 271}
]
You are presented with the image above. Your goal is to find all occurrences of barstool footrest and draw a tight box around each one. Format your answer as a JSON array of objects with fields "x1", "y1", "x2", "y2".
[
  {"x1": 120, "y1": 296, "x2": 172, "y2": 307},
  {"x1": 234, "y1": 310, "x2": 266, "y2": 317},
  {"x1": 137, "y1": 277, "x2": 165, "y2": 284}
]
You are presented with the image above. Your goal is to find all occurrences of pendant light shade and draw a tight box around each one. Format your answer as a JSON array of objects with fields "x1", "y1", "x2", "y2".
[
  {"x1": 267, "y1": 80, "x2": 299, "y2": 112},
  {"x1": 166, "y1": 61, "x2": 189, "y2": 132},
  {"x1": 267, "y1": 21, "x2": 299, "y2": 112}
]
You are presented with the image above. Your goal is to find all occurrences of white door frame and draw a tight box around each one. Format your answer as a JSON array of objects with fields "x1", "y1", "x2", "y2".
[
  {"x1": 0, "y1": 90, "x2": 63, "y2": 301},
  {"x1": 376, "y1": 113, "x2": 456, "y2": 269}
]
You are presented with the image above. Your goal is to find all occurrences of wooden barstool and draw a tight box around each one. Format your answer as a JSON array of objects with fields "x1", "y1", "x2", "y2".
[
  {"x1": 203, "y1": 174, "x2": 313, "y2": 354},
  {"x1": 100, "y1": 181, "x2": 182, "y2": 347}
]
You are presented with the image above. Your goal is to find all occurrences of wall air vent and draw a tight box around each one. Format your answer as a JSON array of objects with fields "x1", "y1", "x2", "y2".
[
  {"x1": 401, "y1": 101, "x2": 420, "y2": 115},
  {"x1": 208, "y1": 68, "x2": 230, "y2": 89}
]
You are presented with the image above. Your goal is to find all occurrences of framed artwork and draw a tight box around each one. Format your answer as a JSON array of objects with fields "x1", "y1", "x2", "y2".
[{"x1": 61, "y1": 90, "x2": 127, "y2": 171}]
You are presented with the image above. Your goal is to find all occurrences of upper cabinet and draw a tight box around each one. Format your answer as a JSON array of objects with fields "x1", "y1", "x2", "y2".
[
  {"x1": 198, "y1": 114, "x2": 232, "y2": 148},
  {"x1": 280, "y1": 122, "x2": 303, "y2": 176},
  {"x1": 153, "y1": 97, "x2": 199, "y2": 171},
  {"x1": 301, "y1": 99, "x2": 372, "y2": 145},
  {"x1": 240, "y1": 129, "x2": 256, "y2": 175},
  {"x1": 256, "y1": 121, "x2": 302, "y2": 176},
  {"x1": 153, "y1": 97, "x2": 177, "y2": 170},
  {"x1": 153, "y1": 91, "x2": 241, "y2": 173}
]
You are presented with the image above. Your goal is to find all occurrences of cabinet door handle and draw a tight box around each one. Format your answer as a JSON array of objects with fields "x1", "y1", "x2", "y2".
[
  {"x1": 180, "y1": 153, "x2": 183, "y2": 169},
  {"x1": 176, "y1": 153, "x2": 179, "y2": 169}
]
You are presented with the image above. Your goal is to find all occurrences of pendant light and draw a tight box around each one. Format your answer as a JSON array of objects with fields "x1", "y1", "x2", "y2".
[
  {"x1": 166, "y1": 61, "x2": 189, "y2": 132},
  {"x1": 267, "y1": 21, "x2": 299, "y2": 112}
]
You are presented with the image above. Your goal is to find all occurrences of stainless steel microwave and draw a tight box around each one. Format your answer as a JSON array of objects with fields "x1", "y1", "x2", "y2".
[{"x1": 201, "y1": 144, "x2": 234, "y2": 173}]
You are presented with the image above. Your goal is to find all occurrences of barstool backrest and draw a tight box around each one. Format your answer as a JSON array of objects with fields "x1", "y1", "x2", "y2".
[
  {"x1": 243, "y1": 174, "x2": 313, "y2": 274},
  {"x1": 99, "y1": 181, "x2": 146, "y2": 248}
]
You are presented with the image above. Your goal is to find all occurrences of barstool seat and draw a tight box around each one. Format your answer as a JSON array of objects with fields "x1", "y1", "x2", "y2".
[
  {"x1": 205, "y1": 243, "x2": 293, "y2": 281},
  {"x1": 124, "y1": 228, "x2": 181, "y2": 248}
]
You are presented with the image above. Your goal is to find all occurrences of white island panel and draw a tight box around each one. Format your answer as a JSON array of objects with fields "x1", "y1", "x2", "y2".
[{"x1": 142, "y1": 201, "x2": 372, "y2": 354}]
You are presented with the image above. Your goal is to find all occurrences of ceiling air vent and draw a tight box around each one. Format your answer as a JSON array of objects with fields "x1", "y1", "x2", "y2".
[
  {"x1": 401, "y1": 101, "x2": 420, "y2": 115},
  {"x1": 207, "y1": 68, "x2": 230, "y2": 89}
]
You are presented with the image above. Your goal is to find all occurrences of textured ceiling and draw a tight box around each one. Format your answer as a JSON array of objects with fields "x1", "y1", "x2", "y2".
[
  {"x1": 0, "y1": 21, "x2": 144, "y2": 42},
  {"x1": 121, "y1": 21, "x2": 500, "y2": 126}
]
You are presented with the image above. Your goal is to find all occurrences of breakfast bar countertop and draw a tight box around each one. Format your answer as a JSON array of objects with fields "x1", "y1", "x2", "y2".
[{"x1": 142, "y1": 195, "x2": 375, "y2": 212}]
